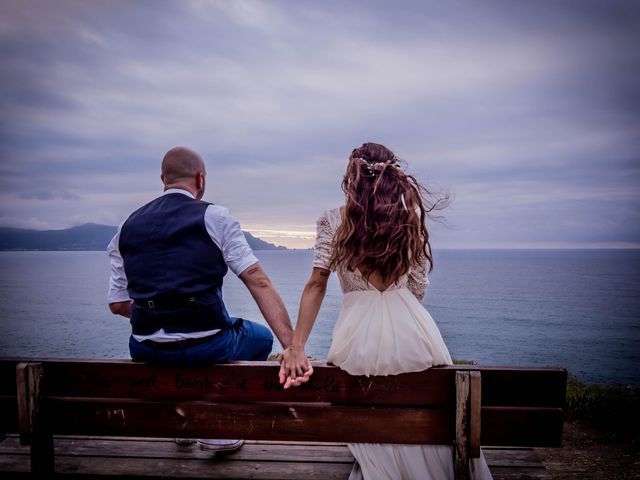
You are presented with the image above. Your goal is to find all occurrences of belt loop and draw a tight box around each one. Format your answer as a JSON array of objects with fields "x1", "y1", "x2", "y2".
[{"x1": 147, "y1": 300, "x2": 155, "y2": 309}]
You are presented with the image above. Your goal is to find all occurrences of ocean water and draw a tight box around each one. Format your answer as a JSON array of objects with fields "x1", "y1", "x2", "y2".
[{"x1": 0, "y1": 249, "x2": 638, "y2": 387}]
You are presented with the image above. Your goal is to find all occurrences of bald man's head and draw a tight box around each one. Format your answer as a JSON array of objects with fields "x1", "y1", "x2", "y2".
[
  {"x1": 161, "y1": 147, "x2": 205, "y2": 183},
  {"x1": 161, "y1": 146, "x2": 207, "y2": 198}
]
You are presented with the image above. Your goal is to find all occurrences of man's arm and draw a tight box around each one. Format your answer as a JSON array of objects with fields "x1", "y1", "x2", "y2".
[
  {"x1": 204, "y1": 206, "x2": 293, "y2": 347},
  {"x1": 239, "y1": 262, "x2": 294, "y2": 349}
]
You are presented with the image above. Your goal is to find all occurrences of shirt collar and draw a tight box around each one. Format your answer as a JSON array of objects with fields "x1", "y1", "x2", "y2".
[{"x1": 163, "y1": 188, "x2": 195, "y2": 199}]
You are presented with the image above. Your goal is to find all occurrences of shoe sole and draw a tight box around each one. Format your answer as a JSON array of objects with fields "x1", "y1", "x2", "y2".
[{"x1": 198, "y1": 440, "x2": 244, "y2": 452}]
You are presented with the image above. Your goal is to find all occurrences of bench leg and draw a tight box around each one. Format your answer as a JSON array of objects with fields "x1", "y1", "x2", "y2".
[
  {"x1": 454, "y1": 371, "x2": 482, "y2": 480},
  {"x1": 16, "y1": 362, "x2": 54, "y2": 475}
]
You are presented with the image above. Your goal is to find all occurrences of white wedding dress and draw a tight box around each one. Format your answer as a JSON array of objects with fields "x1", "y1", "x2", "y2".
[{"x1": 313, "y1": 208, "x2": 493, "y2": 480}]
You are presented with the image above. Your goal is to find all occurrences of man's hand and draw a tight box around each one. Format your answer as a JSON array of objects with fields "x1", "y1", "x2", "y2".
[
  {"x1": 278, "y1": 345, "x2": 314, "y2": 389},
  {"x1": 109, "y1": 300, "x2": 132, "y2": 318}
]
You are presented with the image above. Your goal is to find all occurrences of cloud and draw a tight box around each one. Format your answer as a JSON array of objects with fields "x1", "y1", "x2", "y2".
[
  {"x1": 18, "y1": 190, "x2": 81, "y2": 201},
  {"x1": 0, "y1": 215, "x2": 57, "y2": 230},
  {"x1": 0, "y1": 0, "x2": 638, "y2": 247}
]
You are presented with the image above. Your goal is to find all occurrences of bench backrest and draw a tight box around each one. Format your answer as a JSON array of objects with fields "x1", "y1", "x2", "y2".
[{"x1": 0, "y1": 358, "x2": 566, "y2": 448}]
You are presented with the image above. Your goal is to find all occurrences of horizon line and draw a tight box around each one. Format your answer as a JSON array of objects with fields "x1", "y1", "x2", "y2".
[{"x1": 1, "y1": 222, "x2": 639, "y2": 251}]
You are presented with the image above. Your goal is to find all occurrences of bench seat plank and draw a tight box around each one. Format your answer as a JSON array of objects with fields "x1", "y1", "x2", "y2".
[
  {"x1": 0, "y1": 435, "x2": 554, "y2": 479},
  {"x1": 0, "y1": 435, "x2": 355, "y2": 462}
]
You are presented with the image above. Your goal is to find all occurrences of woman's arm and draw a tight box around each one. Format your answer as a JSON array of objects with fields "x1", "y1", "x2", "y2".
[
  {"x1": 279, "y1": 267, "x2": 330, "y2": 388},
  {"x1": 407, "y1": 256, "x2": 428, "y2": 301}
]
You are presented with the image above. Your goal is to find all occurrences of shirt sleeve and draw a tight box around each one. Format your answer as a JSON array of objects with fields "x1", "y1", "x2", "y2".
[
  {"x1": 312, "y1": 211, "x2": 334, "y2": 271},
  {"x1": 205, "y1": 205, "x2": 259, "y2": 276},
  {"x1": 106, "y1": 223, "x2": 131, "y2": 304}
]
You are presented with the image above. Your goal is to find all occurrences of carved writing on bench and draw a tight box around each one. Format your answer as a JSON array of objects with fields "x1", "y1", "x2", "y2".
[
  {"x1": 128, "y1": 375, "x2": 158, "y2": 389},
  {"x1": 263, "y1": 375, "x2": 367, "y2": 394},
  {"x1": 116, "y1": 373, "x2": 396, "y2": 396},
  {"x1": 174, "y1": 374, "x2": 217, "y2": 390}
]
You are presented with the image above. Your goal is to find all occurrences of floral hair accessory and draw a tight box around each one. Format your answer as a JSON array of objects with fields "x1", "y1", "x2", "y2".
[{"x1": 355, "y1": 157, "x2": 400, "y2": 177}]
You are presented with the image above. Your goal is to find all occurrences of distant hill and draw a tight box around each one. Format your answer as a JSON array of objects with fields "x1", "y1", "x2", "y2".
[
  {"x1": 0, "y1": 223, "x2": 286, "y2": 251},
  {"x1": 0, "y1": 223, "x2": 117, "y2": 251},
  {"x1": 243, "y1": 231, "x2": 287, "y2": 251}
]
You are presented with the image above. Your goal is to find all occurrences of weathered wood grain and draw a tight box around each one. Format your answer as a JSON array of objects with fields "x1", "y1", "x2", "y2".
[
  {"x1": 45, "y1": 398, "x2": 453, "y2": 444},
  {"x1": 469, "y1": 371, "x2": 482, "y2": 458},
  {"x1": 455, "y1": 371, "x2": 470, "y2": 480},
  {"x1": 481, "y1": 407, "x2": 564, "y2": 447}
]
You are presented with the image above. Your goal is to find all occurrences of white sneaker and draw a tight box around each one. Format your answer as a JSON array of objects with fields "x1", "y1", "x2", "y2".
[
  {"x1": 175, "y1": 438, "x2": 197, "y2": 446},
  {"x1": 197, "y1": 439, "x2": 244, "y2": 452}
]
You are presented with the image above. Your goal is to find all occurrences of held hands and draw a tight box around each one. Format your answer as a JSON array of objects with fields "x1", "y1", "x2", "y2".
[{"x1": 278, "y1": 345, "x2": 314, "y2": 389}]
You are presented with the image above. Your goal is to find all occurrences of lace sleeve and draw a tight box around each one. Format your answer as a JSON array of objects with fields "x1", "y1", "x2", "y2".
[
  {"x1": 407, "y1": 257, "x2": 429, "y2": 301},
  {"x1": 312, "y1": 211, "x2": 334, "y2": 271}
]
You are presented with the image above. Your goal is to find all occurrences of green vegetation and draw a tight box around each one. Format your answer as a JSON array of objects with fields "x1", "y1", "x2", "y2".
[
  {"x1": 452, "y1": 358, "x2": 477, "y2": 365},
  {"x1": 565, "y1": 375, "x2": 640, "y2": 445}
]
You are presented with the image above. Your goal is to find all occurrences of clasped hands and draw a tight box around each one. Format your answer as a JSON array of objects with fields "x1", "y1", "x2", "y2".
[{"x1": 278, "y1": 344, "x2": 314, "y2": 389}]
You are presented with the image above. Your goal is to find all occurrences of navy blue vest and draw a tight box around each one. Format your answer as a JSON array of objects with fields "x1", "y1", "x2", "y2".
[{"x1": 119, "y1": 193, "x2": 233, "y2": 335}]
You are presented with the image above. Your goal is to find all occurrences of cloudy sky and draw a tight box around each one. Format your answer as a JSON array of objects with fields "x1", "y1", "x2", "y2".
[{"x1": 1, "y1": 0, "x2": 639, "y2": 249}]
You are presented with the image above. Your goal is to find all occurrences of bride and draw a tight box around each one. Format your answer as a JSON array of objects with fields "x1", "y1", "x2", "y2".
[{"x1": 279, "y1": 142, "x2": 493, "y2": 479}]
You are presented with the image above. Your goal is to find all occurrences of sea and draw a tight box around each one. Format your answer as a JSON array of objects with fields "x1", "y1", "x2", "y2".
[{"x1": 0, "y1": 249, "x2": 638, "y2": 388}]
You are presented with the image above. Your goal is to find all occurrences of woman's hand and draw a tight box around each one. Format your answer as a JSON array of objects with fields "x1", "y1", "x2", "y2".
[{"x1": 278, "y1": 345, "x2": 314, "y2": 389}]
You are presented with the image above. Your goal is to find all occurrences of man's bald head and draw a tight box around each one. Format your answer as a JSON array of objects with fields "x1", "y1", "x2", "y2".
[
  {"x1": 161, "y1": 146, "x2": 207, "y2": 199},
  {"x1": 161, "y1": 147, "x2": 206, "y2": 183}
]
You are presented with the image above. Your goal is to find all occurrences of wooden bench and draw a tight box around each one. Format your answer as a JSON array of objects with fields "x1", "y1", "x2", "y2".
[{"x1": 0, "y1": 358, "x2": 567, "y2": 479}]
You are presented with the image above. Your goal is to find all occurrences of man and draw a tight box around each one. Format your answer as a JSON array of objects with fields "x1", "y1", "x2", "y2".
[{"x1": 107, "y1": 146, "x2": 296, "y2": 452}]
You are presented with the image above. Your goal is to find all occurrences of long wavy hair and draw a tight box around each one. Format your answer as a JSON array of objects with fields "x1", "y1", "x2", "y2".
[{"x1": 329, "y1": 142, "x2": 448, "y2": 282}]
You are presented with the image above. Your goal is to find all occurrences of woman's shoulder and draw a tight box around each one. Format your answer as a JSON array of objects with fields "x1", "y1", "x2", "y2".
[{"x1": 317, "y1": 206, "x2": 343, "y2": 229}]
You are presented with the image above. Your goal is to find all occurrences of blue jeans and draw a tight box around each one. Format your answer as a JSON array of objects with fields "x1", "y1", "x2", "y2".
[{"x1": 129, "y1": 318, "x2": 273, "y2": 367}]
